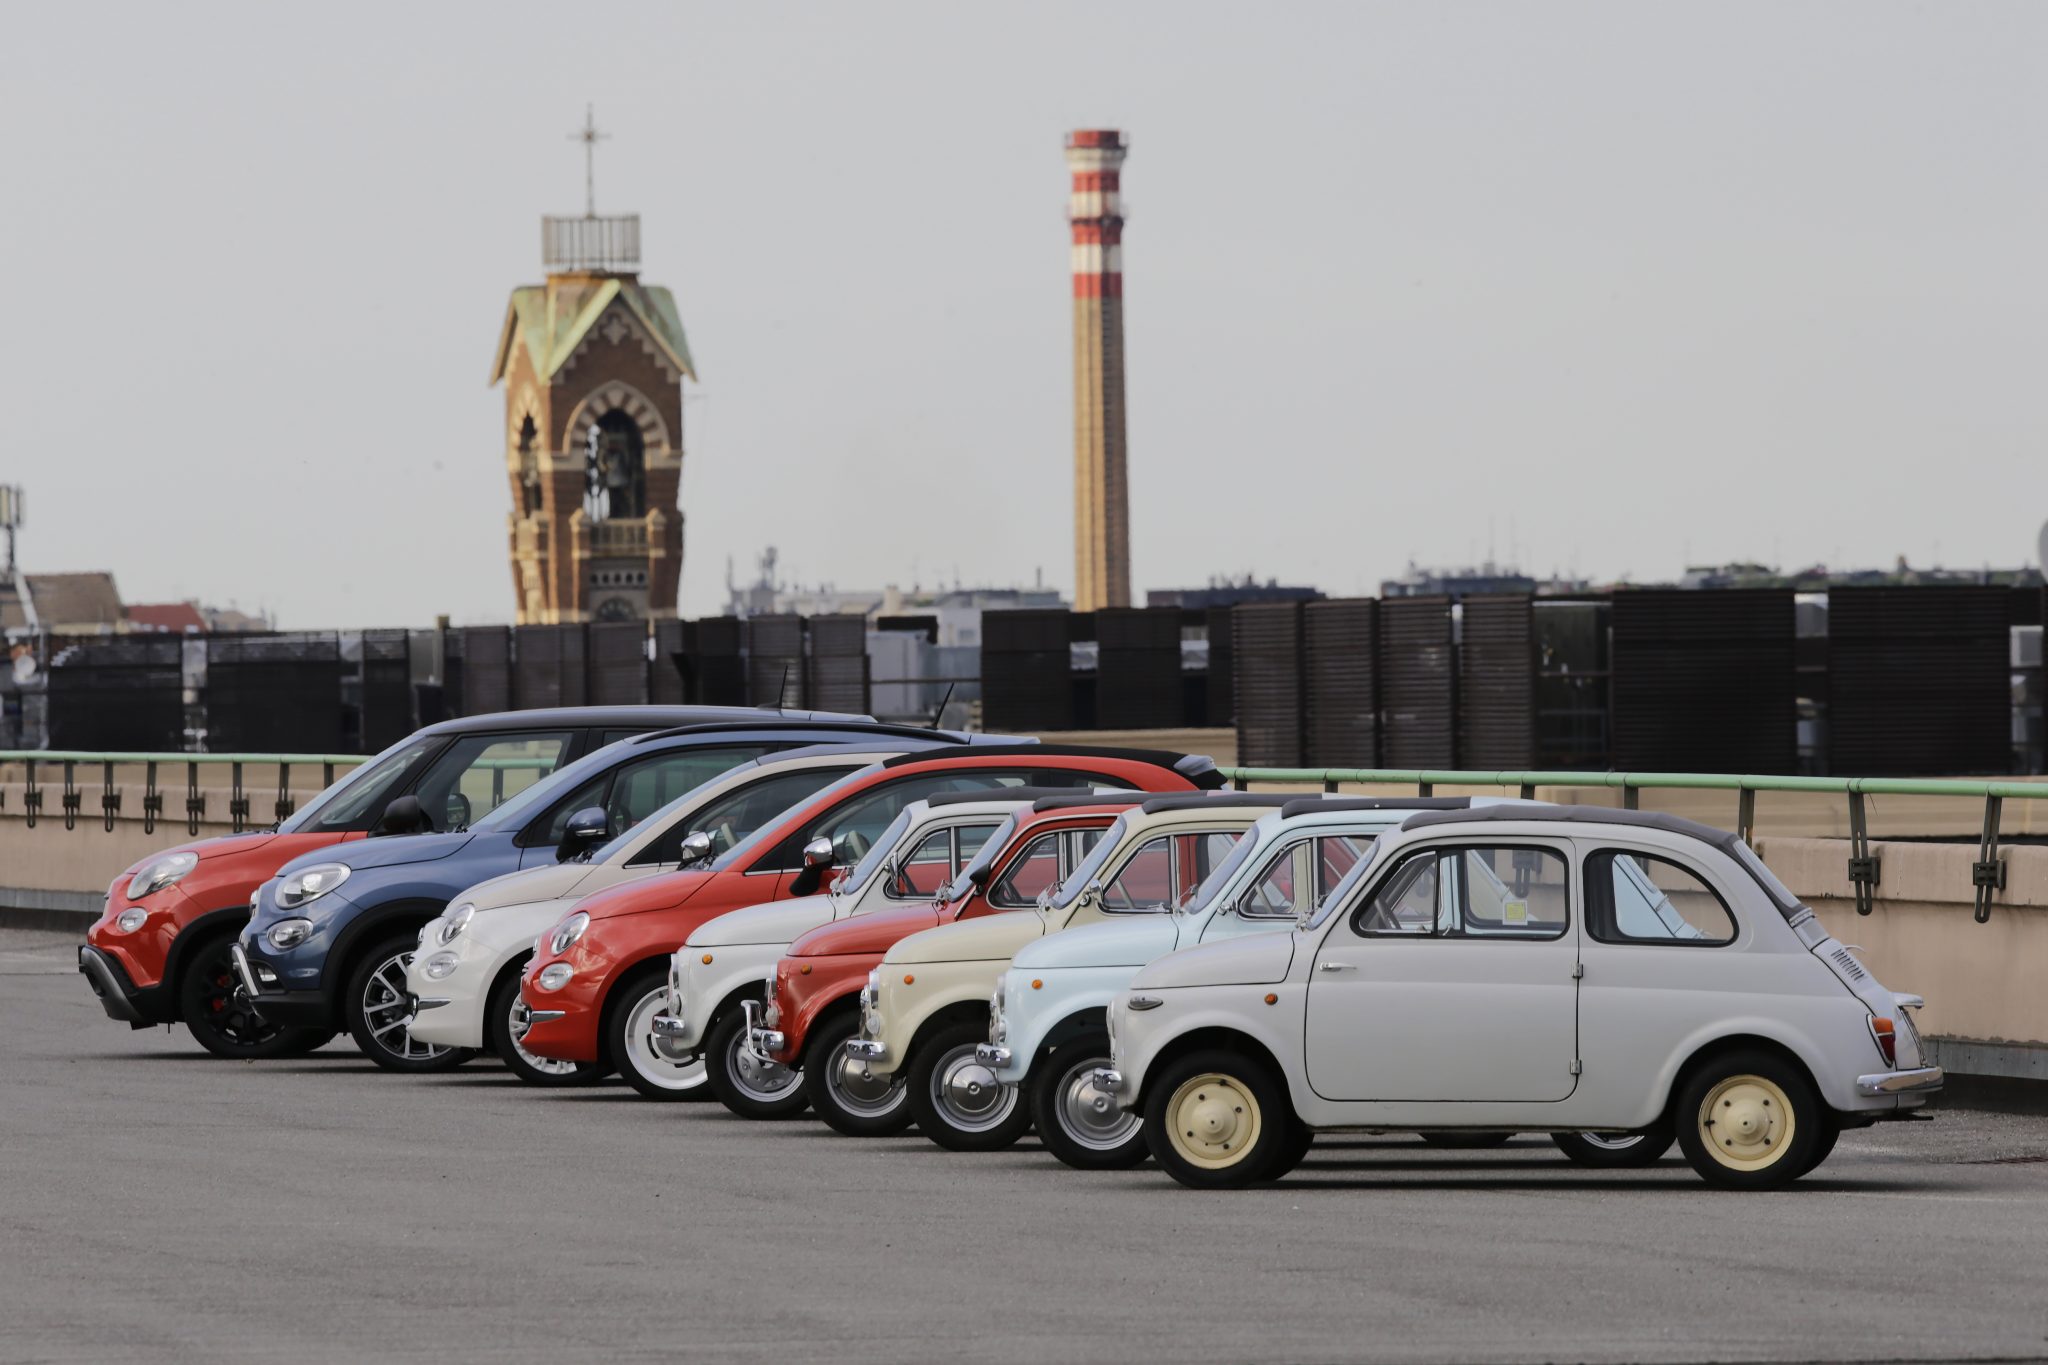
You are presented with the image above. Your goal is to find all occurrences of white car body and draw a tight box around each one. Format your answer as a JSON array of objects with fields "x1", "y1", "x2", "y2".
[
  {"x1": 1104, "y1": 805, "x2": 1939, "y2": 1138},
  {"x1": 404, "y1": 744, "x2": 912, "y2": 1050}
]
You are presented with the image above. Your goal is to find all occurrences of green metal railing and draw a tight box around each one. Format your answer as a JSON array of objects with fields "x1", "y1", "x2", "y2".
[
  {"x1": 0, "y1": 752, "x2": 368, "y2": 835},
  {"x1": 1219, "y1": 767, "x2": 2048, "y2": 923}
]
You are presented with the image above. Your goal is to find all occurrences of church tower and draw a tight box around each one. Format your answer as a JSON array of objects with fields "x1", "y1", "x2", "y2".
[{"x1": 489, "y1": 112, "x2": 696, "y2": 624}]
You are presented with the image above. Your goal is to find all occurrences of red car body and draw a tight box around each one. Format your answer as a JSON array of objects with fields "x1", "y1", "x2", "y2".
[
  {"x1": 518, "y1": 747, "x2": 1215, "y2": 1065},
  {"x1": 764, "y1": 800, "x2": 1137, "y2": 1067}
]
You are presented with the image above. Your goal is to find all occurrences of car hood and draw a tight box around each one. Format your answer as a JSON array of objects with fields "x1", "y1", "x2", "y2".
[
  {"x1": 301, "y1": 831, "x2": 473, "y2": 874},
  {"x1": 459, "y1": 861, "x2": 596, "y2": 913},
  {"x1": 123, "y1": 829, "x2": 283, "y2": 875},
  {"x1": 1012, "y1": 915, "x2": 1179, "y2": 971},
  {"x1": 1130, "y1": 931, "x2": 1298, "y2": 989},
  {"x1": 689, "y1": 895, "x2": 835, "y2": 948},
  {"x1": 790, "y1": 902, "x2": 940, "y2": 958},
  {"x1": 577, "y1": 866, "x2": 715, "y2": 921},
  {"x1": 885, "y1": 911, "x2": 1041, "y2": 966}
]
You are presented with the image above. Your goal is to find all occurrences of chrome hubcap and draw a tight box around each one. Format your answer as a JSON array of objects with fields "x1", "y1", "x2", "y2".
[
  {"x1": 1579, "y1": 1131, "x2": 1646, "y2": 1151},
  {"x1": 932, "y1": 1044, "x2": 1016, "y2": 1132},
  {"x1": 624, "y1": 988, "x2": 705, "y2": 1091},
  {"x1": 362, "y1": 951, "x2": 451, "y2": 1061},
  {"x1": 508, "y1": 996, "x2": 580, "y2": 1077},
  {"x1": 1056, "y1": 1057, "x2": 1139, "y2": 1150},
  {"x1": 727, "y1": 1029, "x2": 801, "y2": 1101},
  {"x1": 828, "y1": 1047, "x2": 904, "y2": 1115}
]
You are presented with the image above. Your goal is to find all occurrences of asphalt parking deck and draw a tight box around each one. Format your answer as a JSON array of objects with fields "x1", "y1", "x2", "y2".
[{"x1": 4, "y1": 927, "x2": 2045, "y2": 1365}]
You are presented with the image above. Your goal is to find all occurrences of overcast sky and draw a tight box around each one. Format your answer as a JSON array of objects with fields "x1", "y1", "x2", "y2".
[{"x1": 4, "y1": 2, "x2": 2044, "y2": 627}]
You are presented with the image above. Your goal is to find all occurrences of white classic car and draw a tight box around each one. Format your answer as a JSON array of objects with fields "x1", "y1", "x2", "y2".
[
  {"x1": 404, "y1": 742, "x2": 913, "y2": 1085},
  {"x1": 1100, "y1": 804, "x2": 1941, "y2": 1189},
  {"x1": 656, "y1": 789, "x2": 1072, "y2": 1119},
  {"x1": 982, "y1": 797, "x2": 1491, "y2": 1168}
]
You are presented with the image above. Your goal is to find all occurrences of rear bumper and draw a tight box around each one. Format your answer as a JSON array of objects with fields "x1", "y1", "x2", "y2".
[
  {"x1": 77, "y1": 946, "x2": 168, "y2": 1027},
  {"x1": 1856, "y1": 1066, "x2": 1944, "y2": 1097}
]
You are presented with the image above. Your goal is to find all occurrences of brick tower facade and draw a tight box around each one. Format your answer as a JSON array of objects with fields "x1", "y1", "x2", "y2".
[
  {"x1": 489, "y1": 214, "x2": 696, "y2": 624},
  {"x1": 1067, "y1": 129, "x2": 1130, "y2": 612}
]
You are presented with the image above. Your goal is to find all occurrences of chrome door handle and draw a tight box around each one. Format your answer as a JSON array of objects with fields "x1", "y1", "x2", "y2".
[{"x1": 1317, "y1": 961, "x2": 1354, "y2": 973}]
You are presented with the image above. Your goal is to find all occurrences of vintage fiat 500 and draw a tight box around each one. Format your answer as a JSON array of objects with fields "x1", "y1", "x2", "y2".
[
  {"x1": 402, "y1": 741, "x2": 935, "y2": 1084},
  {"x1": 851, "y1": 793, "x2": 1282, "y2": 1151},
  {"x1": 983, "y1": 797, "x2": 1480, "y2": 1168},
  {"x1": 657, "y1": 789, "x2": 1071, "y2": 1118},
  {"x1": 1100, "y1": 805, "x2": 1942, "y2": 1190},
  {"x1": 760, "y1": 795, "x2": 1137, "y2": 1136}
]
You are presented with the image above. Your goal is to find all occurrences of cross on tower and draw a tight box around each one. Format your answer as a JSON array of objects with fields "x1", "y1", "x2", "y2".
[{"x1": 569, "y1": 104, "x2": 609, "y2": 218}]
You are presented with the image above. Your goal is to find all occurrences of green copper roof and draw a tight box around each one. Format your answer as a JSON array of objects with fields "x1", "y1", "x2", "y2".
[{"x1": 490, "y1": 276, "x2": 696, "y2": 386}]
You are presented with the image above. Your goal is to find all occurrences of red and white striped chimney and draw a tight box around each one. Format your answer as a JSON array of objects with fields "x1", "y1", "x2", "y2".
[{"x1": 1067, "y1": 129, "x2": 1130, "y2": 612}]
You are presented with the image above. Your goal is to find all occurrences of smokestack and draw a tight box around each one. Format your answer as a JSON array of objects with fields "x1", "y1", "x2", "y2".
[{"x1": 1067, "y1": 129, "x2": 1130, "y2": 612}]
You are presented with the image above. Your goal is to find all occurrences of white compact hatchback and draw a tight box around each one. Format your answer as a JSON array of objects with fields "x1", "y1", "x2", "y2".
[{"x1": 1100, "y1": 804, "x2": 1940, "y2": 1189}]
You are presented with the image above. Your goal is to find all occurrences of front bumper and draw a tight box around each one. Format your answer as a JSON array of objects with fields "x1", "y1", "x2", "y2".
[
  {"x1": 739, "y1": 999, "x2": 784, "y2": 1063},
  {"x1": 844, "y1": 1039, "x2": 887, "y2": 1063},
  {"x1": 77, "y1": 945, "x2": 154, "y2": 1026},
  {"x1": 974, "y1": 1044, "x2": 1012, "y2": 1067},
  {"x1": 1092, "y1": 1067, "x2": 1124, "y2": 1098},
  {"x1": 1856, "y1": 1066, "x2": 1944, "y2": 1097},
  {"x1": 229, "y1": 943, "x2": 333, "y2": 1028}
]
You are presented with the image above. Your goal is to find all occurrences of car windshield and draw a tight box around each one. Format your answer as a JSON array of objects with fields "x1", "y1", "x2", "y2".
[
  {"x1": 707, "y1": 768, "x2": 877, "y2": 871},
  {"x1": 938, "y1": 813, "x2": 1020, "y2": 903},
  {"x1": 1305, "y1": 835, "x2": 1396, "y2": 928},
  {"x1": 1045, "y1": 812, "x2": 1132, "y2": 908},
  {"x1": 836, "y1": 808, "x2": 917, "y2": 895},
  {"x1": 467, "y1": 736, "x2": 641, "y2": 834},
  {"x1": 277, "y1": 735, "x2": 433, "y2": 833},
  {"x1": 1176, "y1": 818, "x2": 1274, "y2": 914}
]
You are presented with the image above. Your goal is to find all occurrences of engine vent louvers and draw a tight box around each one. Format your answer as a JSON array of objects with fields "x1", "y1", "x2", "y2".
[{"x1": 1830, "y1": 946, "x2": 1868, "y2": 982}]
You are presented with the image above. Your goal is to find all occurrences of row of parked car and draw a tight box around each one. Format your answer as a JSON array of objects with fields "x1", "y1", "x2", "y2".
[{"x1": 78, "y1": 704, "x2": 1943, "y2": 1189}]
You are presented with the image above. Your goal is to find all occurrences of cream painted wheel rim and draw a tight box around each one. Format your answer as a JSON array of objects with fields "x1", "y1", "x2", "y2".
[
  {"x1": 1165, "y1": 1072, "x2": 1263, "y2": 1171},
  {"x1": 1698, "y1": 1074, "x2": 1795, "y2": 1171}
]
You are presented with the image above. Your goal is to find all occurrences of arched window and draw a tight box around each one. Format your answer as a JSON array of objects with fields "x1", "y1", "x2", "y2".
[
  {"x1": 585, "y1": 411, "x2": 646, "y2": 521},
  {"x1": 516, "y1": 415, "x2": 542, "y2": 514}
]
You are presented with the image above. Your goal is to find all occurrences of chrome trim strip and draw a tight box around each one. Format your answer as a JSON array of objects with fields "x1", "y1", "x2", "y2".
[
  {"x1": 526, "y1": 1009, "x2": 567, "y2": 1023},
  {"x1": 415, "y1": 997, "x2": 451, "y2": 1011}
]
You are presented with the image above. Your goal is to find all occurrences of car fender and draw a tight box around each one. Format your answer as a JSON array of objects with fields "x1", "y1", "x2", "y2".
[
  {"x1": 994, "y1": 965, "x2": 1136, "y2": 1086},
  {"x1": 1640, "y1": 1008, "x2": 1868, "y2": 1121},
  {"x1": 326, "y1": 896, "x2": 457, "y2": 992},
  {"x1": 874, "y1": 958, "x2": 1007, "y2": 1077},
  {"x1": 1118, "y1": 983, "x2": 1308, "y2": 1114},
  {"x1": 671, "y1": 941, "x2": 782, "y2": 1051}
]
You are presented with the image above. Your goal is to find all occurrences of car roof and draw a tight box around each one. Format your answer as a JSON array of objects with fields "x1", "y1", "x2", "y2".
[
  {"x1": 1029, "y1": 791, "x2": 1149, "y2": 812},
  {"x1": 417, "y1": 705, "x2": 872, "y2": 737},
  {"x1": 1138, "y1": 793, "x2": 1297, "y2": 815},
  {"x1": 1279, "y1": 796, "x2": 1478, "y2": 820},
  {"x1": 878, "y1": 744, "x2": 1224, "y2": 789},
  {"x1": 925, "y1": 787, "x2": 1117, "y2": 809},
  {"x1": 741, "y1": 740, "x2": 939, "y2": 766}
]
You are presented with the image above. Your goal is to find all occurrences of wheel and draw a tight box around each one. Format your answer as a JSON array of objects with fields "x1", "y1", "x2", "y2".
[
  {"x1": 1419, "y1": 1131, "x2": 1514, "y2": 1149},
  {"x1": 346, "y1": 933, "x2": 477, "y2": 1073},
  {"x1": 1674, "y1": 1049, "x2": 1822, "y2": 1190},
  {"x1": 177, "y1": 933, "x2": 333, "y2": 1059},
  {"x1": 1030, "y1": 1038, "x2": 1147, "y2": 1169},
  {"x1": 1140, "y1": 1048, "x2": 1291, "y2": 1189},
  {"x1": 705, "y1": 1006, "x2": 808, "y2": 1120},
  {"x1": 610, "y1": 965, "x2": 710, "y2": 1101},
  {"x1": 1792, "y1": 1113, "x2": 1842, "y2": 1178},
  {"x1": 802, "y1": 1013, "x2": 912, "y2": 1137},
  {"x1": 1551, "y1": 1123, "x2": 1674, "y2": 1168},
  {"x1": 1269, "y1": 1117, "x2": 1317, "y2": 1180},
  {"x1": 907, "y1": 1020, "x2": 1032, "y2": 1152},
  {"x1": 488, "y1": 966, "x2": 604, "y2": 1087}
]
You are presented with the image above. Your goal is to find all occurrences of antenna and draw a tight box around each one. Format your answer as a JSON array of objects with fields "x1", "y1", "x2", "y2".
[{"x1": 929, "y1": 682, "x2": 957, "y2": 730}]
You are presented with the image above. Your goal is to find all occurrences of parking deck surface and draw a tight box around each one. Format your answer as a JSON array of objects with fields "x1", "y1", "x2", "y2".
[{"x1": 4, "y1": 927, "x2": 2046, "y2": 1365}]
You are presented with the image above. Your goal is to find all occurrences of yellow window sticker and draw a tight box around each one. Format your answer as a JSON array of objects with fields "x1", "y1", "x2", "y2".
[{"x1": 1502, "y1": 899, "x2": 1528, "y2": 923}]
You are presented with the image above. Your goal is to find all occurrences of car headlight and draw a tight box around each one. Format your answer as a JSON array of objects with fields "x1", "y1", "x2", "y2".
[
  {"x1": 126, "y1": 851, "x2": 198, "y2": 901},
  {"x1": 423, "y1": 951, "x2": 459, "y2": 980},
  {"x1": 536, "y1": 963, "x2": 574, "y2": 992},
  {"x1": 548, "y1": 912, "x2": 589, "y2": 956},
  {"x1": 277, "y1": 863, "x2": 351, "y2": 909},
  {"x1": 114, "y1": 908, "x2": 148, "y2": 933},
  {"x1": 267, "y1": 918, "x2": 314, "y2": 950},
  {"x1": 438, "y1": 903, "x2": 475, "y2": 945}
]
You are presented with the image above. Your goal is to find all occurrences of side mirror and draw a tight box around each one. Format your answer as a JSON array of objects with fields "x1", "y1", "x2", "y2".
[
  {"x1": 967, "y1": 864, "x2": 991, "y2": 888},
  {"x1": 373, "y1": 795, "x2": 432, "y2": 838},
  {"x1": 788, "y1": 836, "x2": 838, "y2": 897},
  {"x1": 676, "y1": 830, "x2": 715, "y2": 866},
  {"x1": 555, "y1": 807, "x2": 611, "y2": 863},
  {"x1": 802, "y1": 837, "x2": 836, "y2": 868}
]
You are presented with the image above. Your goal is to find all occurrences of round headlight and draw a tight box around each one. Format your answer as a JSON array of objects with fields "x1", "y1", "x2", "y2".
[
  {"x1": 438, "y1": 903, "x2": 475, "y2": 946},
  {"x1": 267, "y1": 918, "x2": 314, "y2": 950},
  {"x1": 537, "y1": 963, "x2": 574, "y2": 992},
  {"x1": 114, "y1": 908, "x2": 148, "y2": 933},
  {"x1": 126, "y1": 851, "x2": 199, "y2": 901},
  {"x1": 548, "y1": 911, "x2": 590, "y2": 956},
  {"x1": 277, "y1": 863, "x2": 351, "y2": 910},
  {"x1": 423, "y1": 951, "x2": 459, "y2": 980}
]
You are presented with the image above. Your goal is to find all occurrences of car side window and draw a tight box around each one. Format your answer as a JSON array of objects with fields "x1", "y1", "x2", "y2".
[
  {"x1": 1355, "y1": 846, "x2": 1570, "y2": 939},
  {"x1": 1239, "y1": 842, "x2": 1302, "y2": 918},
  {"x1": 757, "y1": 772, "x2": 1046, "y2": 872},
  {"x1": 1355, "y1": 851, "x2": 1440, "y2": 935},
  {"x1": 1586, "y1": 850, "x2": 1736, "y2": 946},
  {"x1": 531, "y1": 745, "x2": 777, "y2": 849},
  {"x1": 888, "y1": 822, "x2": 1001, "y2": 899},
  {"x1": 987, "y1": 832, "x2": 1064, "y2": 906},
  {"x1": 1099, "y1": 832, "x2": 1239, "y2": 914},
  {"x1": 412, "y1": 731, "x2": 574, "y2": 831},
  {"x1": 1316, "y1": 835, "x2": 1373, "y2": 897},
  {"x1": 628, "y1": 766, "x2": 859, "y2": 867},
  {"x1": 1239, "y1": 834, "x2": 1370, "y2": 920}
]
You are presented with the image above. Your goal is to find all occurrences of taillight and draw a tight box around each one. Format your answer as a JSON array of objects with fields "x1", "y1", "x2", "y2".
[{"x1": 1869, "y1": 1016, "x2": 1897, "y2": 1067}]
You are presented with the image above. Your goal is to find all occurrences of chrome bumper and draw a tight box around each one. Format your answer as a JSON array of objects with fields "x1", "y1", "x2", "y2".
[
  {"x1": 1091, "y1": 1067, "x2": 1123, "y2": 1095},
  {"x1": 650, "y1": 1014, "x2": 689, "y2": 1038},
  {"x1": 228, "y1": 942, "x2": 261, "y2": 997},
  {"x1": 740, "y1": 999, "x2": 784, "y2": 1062},
  {"x1": 844, "y1": 1039, "x2": 887, "y2": 1063},
  {"x1": 974, "y1": 1044, "x2": 1012, "y2": 1067},
  {"x1": 1856, "y1": 1066, "x2": 1944, "y2": 1096}
]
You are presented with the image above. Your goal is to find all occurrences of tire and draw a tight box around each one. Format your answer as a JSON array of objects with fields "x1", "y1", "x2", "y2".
[
  {"x1": 1419, "y1": 1131, "x2": 1514, "y2": 1149},
  {"x1": 1793, "y1": 1113, "x2": 1843, "y2": 1179},
  {"x1": 610, "y1": 965, "x2": 710, "y2": 1101},
  {"x1": 1030, "y1": 1037, "x2": 1147, "y2": 1170},
  {"x1": 1269, "y1": 1117, "x2": 1317, "y2": 1180},
  {"x1": 803, "y1": 1012, "x2": 912, "y2": 1137},
  {"x1": 346, "y1": 934, "x2": 476, "y2": 1073},
  {"x1": 907, "y1": 1020, "x2": 1032, "y2": 1153},
  {"x1": 705, "y1": 1006, "x2": 808, "y2": 1120},
  {"x1": 488, "y1": 966, "x2": 604, "y2": 1087},
  {"x1": 1674, "y1": 1049, "x2": 1822, "y2": 1190},
  {"x1": 1551, "y1": 1123, "x2": 1675, "y2": 1168},
  {"x1": 178, "y1": 932, "x2": 334, "y2": 1059},
  {"x1": 1141, "y1": 1047, "x2": 1291, "y2": 1189}
]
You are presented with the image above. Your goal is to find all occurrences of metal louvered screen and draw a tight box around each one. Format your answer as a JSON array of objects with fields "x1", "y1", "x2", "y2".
[
  {"x1": 585, "y1": 623, "x2": 649, "y2": 705},
  {"x1": 206, "y1": 634, "x2": 346, "y2": 752},
  {"x1": 1095, "y1": 608, "x2": 1184, "y2": 729},
  {"x1": 1827, "y1": 586, "x2": 2012, "y2": 776},
  {"x1": 981, "y1": 609, "x2": 1075, "y2": 731},
  {"x1": 686, "y1": 618, "x2": 746, "y2": 706},
  {"x1": 747, "y1": 615, "x2": 806, "y2": 709},
  {"x1": 650, "y1": 619, "x2": 687, "y2": 704},
  {"x1": 513, "y1": 625, "x2": 587, "y2": 710},
  {"x1": 357, "y1": 630, "x2": 414, "y2": 751},
  {"x1": 1234, "y1": 602, "x2": 1308, "y2": 767},
  {"x1": 44, "y1": 638, "x2": 186, "y2": 751},
  {"x1": 1458, "y1": 595, "x2": 1535, "y2": 768},
  {"x1": 806, "y1": 615, "x2": 869, "y2": 716},
  {"x1": 1610, "y1": 590, "x2": 1795, "y2": 772},
  {"x1": 1379, "y1": 597, "x2": 1456, "y2": 768},
  {"x1": 458, "y1": 627, "x2": 511, "y2": 716},
  {"x1": 1303, "y1": 600, "x2": 1377, "y2": 768},
  {"x1": 1205, "y1": 606, "x2": 1235, "y2": 726}
]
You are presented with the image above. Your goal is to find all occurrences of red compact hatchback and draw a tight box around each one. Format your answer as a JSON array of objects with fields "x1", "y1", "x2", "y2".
[{"x1": 517, "y1": 745, "x2": 1220, "y2": 1098}]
